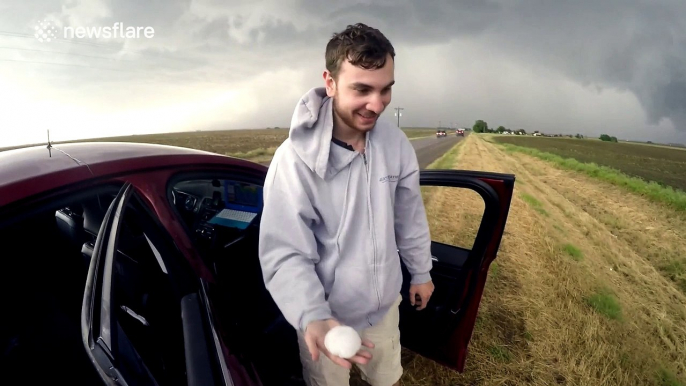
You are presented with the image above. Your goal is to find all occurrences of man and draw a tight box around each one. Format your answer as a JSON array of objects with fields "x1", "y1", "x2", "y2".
[{"x1": 258, "y1": 23, "x2": 434, "y2": 386}]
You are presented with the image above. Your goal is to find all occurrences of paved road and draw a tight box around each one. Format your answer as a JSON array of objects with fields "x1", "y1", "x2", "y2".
[
  {"x1": 260, "y1": 134, "x2": 465, "y2": 168},
  {"x1": 413, "y1": 134, "x2": 465, "y2": 169}
]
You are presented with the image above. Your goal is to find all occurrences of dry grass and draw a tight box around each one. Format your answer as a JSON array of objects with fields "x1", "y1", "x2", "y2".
[
  {"x1": 1, "y1": 127, "x2": 437, "y2": 158},
  {"x1": 395, "y1": 134, "x2": 686, "y2": 385}
]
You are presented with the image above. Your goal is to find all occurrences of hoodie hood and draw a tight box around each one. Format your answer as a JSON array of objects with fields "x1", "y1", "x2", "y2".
[{"x1": 288, "y1": 87, "x2": 357, "y2": 180}]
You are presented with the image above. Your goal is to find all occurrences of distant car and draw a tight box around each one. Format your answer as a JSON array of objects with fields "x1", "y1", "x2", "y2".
[
  {"x1": 0, "y1": 141, "x2": 514, "y2": 385},
  {"x1": 456, "y1": 129, "x2": 465, "y2": 136},
  {"x1": 436, "y1": 129, "x2": 447, "y2": 138}
]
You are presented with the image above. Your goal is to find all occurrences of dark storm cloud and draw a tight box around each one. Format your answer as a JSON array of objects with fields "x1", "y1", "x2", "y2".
[
  {"x1": 312, "y1": 0, "x2": 686, "y2": 132},
  {"x1": 2, "y1": 0, "x2": 686, "y2": 146},
  {"x1": 473, "y1": 1, "x2": 686, "y2": 131},
  {"x1": 322, "y1": 0, "x2": 501, "y2": 44},
  {"x1": 275, "y1": 0, "x2": 686, "y2": 133}
]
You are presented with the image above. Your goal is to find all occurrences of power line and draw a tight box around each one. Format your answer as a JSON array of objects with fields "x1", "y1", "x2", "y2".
[
  {"x1": 0, "y1": 30, "x2": 129, "y2": 50},
  {"x1": 0, "y1": 45, "x2": 137, "y2": 62},
  {"x1": 0, "y1": 58, "x2": 145, "y2": 73},
  {"x1": 0, "y1": 59, "x2": 196, "y2": 84},
  {"x1": 0, "y1": 30, "x2": 205, "y2": 66}
]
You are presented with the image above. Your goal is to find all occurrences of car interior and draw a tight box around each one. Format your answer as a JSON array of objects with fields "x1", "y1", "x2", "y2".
[
  {"x1": 0, "y1": 182, "x2": 124, "y2": 385},
  {"x1": 0, "y1": 174, "x2": 302, "y2": 385},
  {"x1": 0, "y1": 180, "x2": 208, "y2": 385},
  {"x1": 167, "y1": 176, "x2": 305, "y2": 385}
]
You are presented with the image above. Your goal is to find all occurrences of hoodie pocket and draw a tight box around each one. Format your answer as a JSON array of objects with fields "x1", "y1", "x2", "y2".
[{"x1": 327, "y1": 263, "x2": 375, "y2": 323}]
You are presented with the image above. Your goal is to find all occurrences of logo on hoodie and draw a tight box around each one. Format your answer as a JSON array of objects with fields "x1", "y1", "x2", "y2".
[{"x1": 379, "y1": 174, "x2": 399, "y2": 184}]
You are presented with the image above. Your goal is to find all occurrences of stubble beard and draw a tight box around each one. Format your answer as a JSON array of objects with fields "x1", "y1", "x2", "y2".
[{"x1": 332, "y1": 96, "x2": 375, "y2": 135}]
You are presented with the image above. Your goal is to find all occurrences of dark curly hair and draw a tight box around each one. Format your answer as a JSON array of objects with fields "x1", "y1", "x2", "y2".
[{"x1": 325, "y1": 23, "x2": 395, "y2": 80}]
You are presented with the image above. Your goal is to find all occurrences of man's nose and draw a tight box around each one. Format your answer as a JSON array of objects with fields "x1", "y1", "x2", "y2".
[{"x1": 367, "y1": 94, "x2": 385, "y2": 114}]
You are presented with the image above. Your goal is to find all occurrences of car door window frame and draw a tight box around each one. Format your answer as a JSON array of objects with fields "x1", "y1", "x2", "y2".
[
  {"x1": 82, "y1": 182, "x2": 228, "y2": 385},
  {"x1": 418, "y1": 170, "x2": 508, "y2": 314},
  {"x1": 398, "y1": 169, "x2": 514, "y2": 373}
]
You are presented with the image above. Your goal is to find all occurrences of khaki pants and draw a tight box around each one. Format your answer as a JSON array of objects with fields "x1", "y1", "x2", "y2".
[{"x1": 296, "y1": 294, "x2": 403, "y2": 386}]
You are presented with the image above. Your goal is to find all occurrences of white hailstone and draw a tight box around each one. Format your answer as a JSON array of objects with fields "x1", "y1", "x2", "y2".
[{"x1": 324, "y1": 325, "x2": 362, "y2": 359}]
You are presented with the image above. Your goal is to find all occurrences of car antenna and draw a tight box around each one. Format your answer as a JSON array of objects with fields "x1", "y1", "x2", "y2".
[{"x1": 47, "y1": 129, "x2": 52, "y2": 157}]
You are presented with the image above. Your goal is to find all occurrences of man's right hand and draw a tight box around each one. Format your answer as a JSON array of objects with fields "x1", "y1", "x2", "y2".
[{"x1": 304, "y1": 319, "x2": 375, "y2": 369}]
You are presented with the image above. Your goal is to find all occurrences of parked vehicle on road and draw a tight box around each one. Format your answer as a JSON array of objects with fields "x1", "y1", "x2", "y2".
[{"x1": 0, "y1": 141, "x2": 514, "y2": 385}]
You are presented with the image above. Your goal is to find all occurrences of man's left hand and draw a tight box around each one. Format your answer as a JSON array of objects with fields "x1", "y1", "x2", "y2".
[{"x1": 409, "y1": 281, "x2": 434, "y2": 311}]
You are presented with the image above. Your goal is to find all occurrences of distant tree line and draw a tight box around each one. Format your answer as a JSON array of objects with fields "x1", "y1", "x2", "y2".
[
  {"x1": 470, "y1": 119, "x2": 625, "y2": 142},
  {"x1": 472, "y1": 120, "x2": 527, "y2": 135},
  {"x1": 599, "y1": 134, "x2": 618, "y2": 142}
]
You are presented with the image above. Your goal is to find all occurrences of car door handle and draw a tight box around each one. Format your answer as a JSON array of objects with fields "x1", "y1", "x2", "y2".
[{"x1": 431, "y1": 255, "x2": 438, "y2": 262}]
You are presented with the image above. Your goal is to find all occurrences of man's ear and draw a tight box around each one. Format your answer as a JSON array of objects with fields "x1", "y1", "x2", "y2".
[{"x1": 323, "y1": 70, "x2": 336, "y2": 97}]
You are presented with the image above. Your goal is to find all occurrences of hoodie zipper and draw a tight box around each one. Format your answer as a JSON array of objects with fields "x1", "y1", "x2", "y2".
[{"x1": 362, "y1": 151, "x2": 381, "y2": 315}]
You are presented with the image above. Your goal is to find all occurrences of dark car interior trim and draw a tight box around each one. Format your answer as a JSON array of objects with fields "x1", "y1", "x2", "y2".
[{"x1": 181, "y1": 292, "x2": 219, "y2": 386}]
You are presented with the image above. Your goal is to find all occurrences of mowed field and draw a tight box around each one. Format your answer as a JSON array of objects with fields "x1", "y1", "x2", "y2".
[
  {"x1": 401, "y1": 134, "x2": 686, "y2": 386},
  {"x1": 492, "y1": 136, "x2": 686, "y2": 193}
]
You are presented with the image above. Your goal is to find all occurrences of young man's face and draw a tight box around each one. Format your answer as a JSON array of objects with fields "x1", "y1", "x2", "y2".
[{"x1": 324, "y1": 54, "x2": 394, "y2": 134}]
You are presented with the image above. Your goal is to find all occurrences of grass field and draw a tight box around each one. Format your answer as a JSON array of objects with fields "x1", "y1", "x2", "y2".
[
  {"x1": 491, "y1": 136, "x2": 686, "y2": 192},
  {"x1": 398, "y1": 134, "x2": 686, "y2": 386},
  {"x1": 0, "y1": 127, "x2": 437, "y2": 159}
]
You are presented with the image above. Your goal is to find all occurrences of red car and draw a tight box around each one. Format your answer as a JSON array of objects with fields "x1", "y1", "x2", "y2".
[{"x1": 0, "y1": 141, "x2": 514, "y2": 385}]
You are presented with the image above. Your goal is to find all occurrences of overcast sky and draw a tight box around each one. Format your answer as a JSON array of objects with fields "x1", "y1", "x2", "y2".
[{"x1": 1, "y1": 0, "x2": 685, "y2": 147}]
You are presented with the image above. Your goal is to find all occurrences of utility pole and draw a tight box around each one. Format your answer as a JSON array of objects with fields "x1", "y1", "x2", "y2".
[{"x1": 394, "y1": 107, "x2": 404, "y2": 128}]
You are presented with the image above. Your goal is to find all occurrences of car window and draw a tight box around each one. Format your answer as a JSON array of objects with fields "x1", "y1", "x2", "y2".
[{"x1": 103, "y1": 193, "x2": 194, "y2": 385}]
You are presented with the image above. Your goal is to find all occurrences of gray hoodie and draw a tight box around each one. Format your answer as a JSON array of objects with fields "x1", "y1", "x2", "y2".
[{"x1": 258, "y1": 87, "x2": 433, "y2": 333}]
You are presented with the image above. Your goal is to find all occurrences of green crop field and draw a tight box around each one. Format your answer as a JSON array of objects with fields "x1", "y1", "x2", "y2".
[{"x1": 492, "y1": 136, "x2": 686, "y2": 192}]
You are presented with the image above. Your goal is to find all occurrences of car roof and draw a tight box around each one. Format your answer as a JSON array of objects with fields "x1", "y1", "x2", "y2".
[{"x1": 0, "y1": 141, "x2": 265, "y2": 207}]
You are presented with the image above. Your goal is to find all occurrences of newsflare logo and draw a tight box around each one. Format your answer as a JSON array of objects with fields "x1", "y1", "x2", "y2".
[
  {"x1": 34, "y1": 19, "x2": 155, "y2": 43},
  {"x1": 35, "y1": 20, "x2": 58, "y2": 43}
]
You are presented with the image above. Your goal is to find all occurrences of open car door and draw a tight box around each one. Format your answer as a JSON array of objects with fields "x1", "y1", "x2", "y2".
[
  {"x1": 81, "y1": 183, "x2": 229, "y2": 385},
  {"x1": 398, "y1": 169, "x2": 515, "y2": 372}
]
